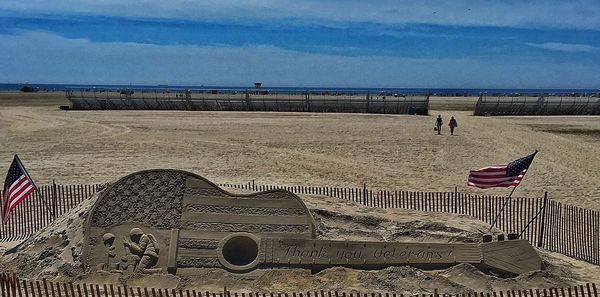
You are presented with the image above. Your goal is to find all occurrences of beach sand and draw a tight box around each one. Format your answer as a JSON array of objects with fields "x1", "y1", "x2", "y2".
[
  {"x1": 1, "y1": 92, "x2": 598, "y2": 209},
  {"x1": 1, "y1": 191, "x2": 598, "y2": 291},
  {"x1": 1, "y1": 92, "x2": 599, "y2": 291}
]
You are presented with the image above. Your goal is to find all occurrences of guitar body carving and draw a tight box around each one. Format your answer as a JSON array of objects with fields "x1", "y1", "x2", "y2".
[{"x1": 83, "y1": 170, "x2": 542, "y2": 276}]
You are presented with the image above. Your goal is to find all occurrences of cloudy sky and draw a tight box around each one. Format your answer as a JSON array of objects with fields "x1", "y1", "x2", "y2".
[{"x1": 1, "y1": 1, "x2": 599, "y2": 88}]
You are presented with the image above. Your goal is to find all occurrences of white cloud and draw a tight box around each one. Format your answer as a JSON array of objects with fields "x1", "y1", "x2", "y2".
[
  {"x1": 526, "y1": 42, "x2": 600, "y2": 52},
  {"x1": 1, "y1": 1, "x2": 600, "y2": 30},
  {"x1": 1, "y1": 31, "x2": 599, "y2": 88}
]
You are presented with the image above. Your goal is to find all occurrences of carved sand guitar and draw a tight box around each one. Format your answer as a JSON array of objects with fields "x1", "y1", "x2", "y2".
[{"x1": 83, "y1": 170, "x2": 542, "y2": 277}]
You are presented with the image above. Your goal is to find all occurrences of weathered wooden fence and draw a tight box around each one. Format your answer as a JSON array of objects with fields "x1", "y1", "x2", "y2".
[
  {"x1": 0, "y1": 273, "x2": 598, "y2": 297},
  {"x1": 222, "y1": 182, "x2": 549, "y2": 244},
  {"x1": 0, "y1": 183, "x2": 102, "y2": 242},
  {"x1": 0, "y1": 182, "x2": 599, "y2": 266},
  {"x1": 222, "y1": 182, "x2": 600, "y2": 265}
]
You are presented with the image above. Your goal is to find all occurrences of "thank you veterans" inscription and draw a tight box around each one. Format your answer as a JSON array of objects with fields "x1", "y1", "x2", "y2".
[{"x1": 262, "y1": 238, "x2": 480, "y2": 266}]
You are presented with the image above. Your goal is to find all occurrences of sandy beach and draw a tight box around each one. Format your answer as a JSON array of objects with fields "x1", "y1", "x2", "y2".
[
  {"x1": 0, "y1": 92, "x2": 599, "y2": 291},
  {"x1": 1, "y1": 92, "x2": 599, "y2": 210}
]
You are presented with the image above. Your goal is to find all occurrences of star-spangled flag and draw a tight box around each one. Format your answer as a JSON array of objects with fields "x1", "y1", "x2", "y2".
[
  {"x1": 2, "y1": 155, "x2": 37, "y2": 224},
  {"x1": 468, "y1": 151, "x2": 537, "y2": 188}
]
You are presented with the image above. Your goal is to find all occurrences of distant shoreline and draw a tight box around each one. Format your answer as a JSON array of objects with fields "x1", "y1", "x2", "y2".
[{"x1": 1, "y1": 83, "x2": 598, "y2": 97}]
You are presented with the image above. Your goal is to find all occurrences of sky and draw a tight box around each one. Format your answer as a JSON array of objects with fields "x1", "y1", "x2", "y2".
[{"x1": 1, "y1": 1, "x2": 599, "y2": 88}]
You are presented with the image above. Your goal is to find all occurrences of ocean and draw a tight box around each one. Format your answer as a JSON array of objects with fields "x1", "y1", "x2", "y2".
[{"x1": 0, "y1": 83, "x2": 597, "y2": 96}]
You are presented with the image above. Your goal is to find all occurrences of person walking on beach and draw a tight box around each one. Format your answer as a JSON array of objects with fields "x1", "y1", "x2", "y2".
[
  {"x1": 435, "y1": 115, "x2": 443, "y2": 135},
  {"x1": 449, "y1": 116, "x2": 458, "y2": 135}
]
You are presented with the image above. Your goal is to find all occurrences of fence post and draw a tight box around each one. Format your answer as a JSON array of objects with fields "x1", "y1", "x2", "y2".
[
  {"x1": 51, "y1": 180, "x2": 58, "y2": 220},
  {"x1": 537, "y1": 192, "x2": 548, "y2": 248},
  {"x1": 454, "y1": 186, "x2": 458, "y2": 213},
  {"x1": 363, "y1": 183, "x2": 368, "y2": 206}
]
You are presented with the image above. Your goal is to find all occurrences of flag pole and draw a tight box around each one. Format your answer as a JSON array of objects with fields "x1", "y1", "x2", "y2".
[
  {"x1": 14, "y1": 154, "x2": 37, "y2": 190},
  {"x1": 13, "y1": 154, "x2": 55, "y2": 220},
  {"x1": 488, "y1": 150, "x2": 538, "y2": 232},
  {"x1": 488, "y1": 185, "x2": 517, "y2": 231}
]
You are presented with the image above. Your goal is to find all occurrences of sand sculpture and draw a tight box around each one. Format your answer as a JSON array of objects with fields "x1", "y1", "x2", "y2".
[{"x1": 83, "y1": 170, "x2": 542, "y2": 277}]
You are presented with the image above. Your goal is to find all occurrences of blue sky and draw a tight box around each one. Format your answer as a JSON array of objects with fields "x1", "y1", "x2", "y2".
[{"x1": 1, "y1": 1, "x2": 599, "y2": 88}]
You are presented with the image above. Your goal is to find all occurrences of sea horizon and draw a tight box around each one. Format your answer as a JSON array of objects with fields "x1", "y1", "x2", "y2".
[{"x1": 1, "y1": 82, "x2": 598, "y2": 96}]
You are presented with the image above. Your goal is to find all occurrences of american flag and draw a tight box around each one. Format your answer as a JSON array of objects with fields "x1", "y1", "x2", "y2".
[
  {"x1": 468, "y1": 151, "x2": 537, "y2": 188},
  {"x1": 2, "y1": 155, "x2": 37, "y2": 223}
]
